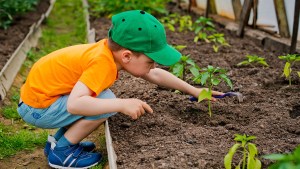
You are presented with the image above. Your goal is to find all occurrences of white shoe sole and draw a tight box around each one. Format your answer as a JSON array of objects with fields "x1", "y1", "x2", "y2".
[{"x1": 48, "y1": 162, "x2": 98, "y2": 169}]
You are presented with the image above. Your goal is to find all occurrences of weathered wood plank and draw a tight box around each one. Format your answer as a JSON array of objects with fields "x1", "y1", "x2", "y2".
[
  {"x1": 232, "y1": 0, "x2": 242, "y2": 21},
  {"x1": 252, "y1": 0, "x2": 258, "y2": 28},
  {"x1": 237, "y1": 0, "x2": 254, "y2": 37},
  {"x1": 290, "y1": 0, "x2": 300, "y2": 53},
  {"x1": 205, "y1": 0, "x2": 217, "y2": 18},
  {"x1": 274, "y1": 0, "x2": 290, "y2": 38}
]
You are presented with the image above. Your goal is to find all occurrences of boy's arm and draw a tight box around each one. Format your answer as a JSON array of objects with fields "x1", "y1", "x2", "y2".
[
  {"x1": 67, "y1": 81, "x2": 153, "y2": 119},
  {"x1": 141, "y1": 68, "x2": 224, "y2": 99}
]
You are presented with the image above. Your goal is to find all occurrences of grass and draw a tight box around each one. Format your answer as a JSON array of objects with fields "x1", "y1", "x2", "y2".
[
  {"x1": 0, "y1": 0, "x2": 91, "y2": 161},
  {"x1": 0, "y1": 123, "x2": 48, "y2": 159}
]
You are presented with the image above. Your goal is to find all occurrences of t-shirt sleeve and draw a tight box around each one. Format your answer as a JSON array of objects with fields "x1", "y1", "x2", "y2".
[{"x1": 79, "y1": 58, "x2": 115, "y2": 96}]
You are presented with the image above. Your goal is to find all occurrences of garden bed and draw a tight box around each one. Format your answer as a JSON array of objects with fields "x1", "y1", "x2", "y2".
[
  {"x1": 95, "y1": 4, "x2": 299, "y2": 169},
  {"x1": 0, "y1": 0, "x2": 50, "y2": 71}
]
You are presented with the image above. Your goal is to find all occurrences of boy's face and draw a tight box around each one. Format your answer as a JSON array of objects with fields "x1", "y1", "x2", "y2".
[{"x1": 121, "y1": 51, "x2": 156, "y2": 77}]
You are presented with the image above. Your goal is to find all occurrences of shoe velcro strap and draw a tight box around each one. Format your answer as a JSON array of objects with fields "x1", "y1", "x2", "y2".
[
  {"x1": 73, "y1": 145, "x2": 84, "y2": 157},
  {"x1": 64, "y1": 145, "x2": 79, "y2": 155}
]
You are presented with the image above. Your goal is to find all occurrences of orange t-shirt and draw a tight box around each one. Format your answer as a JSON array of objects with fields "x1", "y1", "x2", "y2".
[{"x1": 20, "y1": 39, "x2": 118, "y2": 108}]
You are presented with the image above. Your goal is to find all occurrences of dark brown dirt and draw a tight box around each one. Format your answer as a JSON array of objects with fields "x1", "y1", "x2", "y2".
[
  {"x1": 0, "y1": 0, "x2": 50, "y2": 71},
  {"x1": 90, "y1": 4, "x2": 300, "y2": 169}
]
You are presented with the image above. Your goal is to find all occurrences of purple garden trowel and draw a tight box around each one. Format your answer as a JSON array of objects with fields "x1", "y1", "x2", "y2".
[{"x1": 189, "y1": 92, "x2": 244, "y2": 103}]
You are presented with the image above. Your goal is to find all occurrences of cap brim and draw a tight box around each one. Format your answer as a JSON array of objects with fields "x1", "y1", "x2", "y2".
[{"x1": 144, "y1": 44, "x2": 181, "y2": 66}]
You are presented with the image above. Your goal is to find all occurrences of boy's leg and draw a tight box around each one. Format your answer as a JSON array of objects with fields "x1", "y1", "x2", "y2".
[
  {"x1": 60, "y1": 88, "x2": 117, "y2": 144},
  {"x1": 62, "y1": 117, "x2": 106, "y2": 145},
  {"x1": 48, "y1": 89, "x2": 117, "y2": 168},
  {"x1": 53, "y1": 127, "x2": 67, "y2": 140}
]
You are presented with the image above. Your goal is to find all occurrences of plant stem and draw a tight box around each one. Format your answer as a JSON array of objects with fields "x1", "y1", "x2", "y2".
[
  {"x1": 208, "y1": 84, "x2": 212, "y2": 117},
  {"x1": 289, "y1": 68, "x2": 292, "y2": 86},
  {"x1": 242, "y1": 146, "x2": 246, "y2": 169}
]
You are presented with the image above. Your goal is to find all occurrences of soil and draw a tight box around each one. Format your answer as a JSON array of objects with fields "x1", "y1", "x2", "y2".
[
  {"x1": 90, "y1": 4, "x2": 300, "y2": 169},
  {"x1": 0, "y1": 0, "x2": 50, "y2": 71}
]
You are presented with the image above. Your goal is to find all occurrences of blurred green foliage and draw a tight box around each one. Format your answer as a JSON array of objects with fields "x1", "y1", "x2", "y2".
[
  {"x1": 0, "y1": 0, "x2": 39, "y2": 29},
  {"x1": 87, "y1": 0, "x2": 171, "y2": 18}
]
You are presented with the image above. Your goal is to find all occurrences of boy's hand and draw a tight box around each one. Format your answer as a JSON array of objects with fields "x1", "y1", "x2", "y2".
[{"x1": 121, "y1": 99, "x2": 153, "y2": 119}]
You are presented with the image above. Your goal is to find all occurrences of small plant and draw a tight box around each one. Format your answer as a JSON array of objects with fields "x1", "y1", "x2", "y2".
[
  {"x1": 278, "y1": 54, "x2": 300, "y2": 86},
  {"x1": 193, "y1": 16, "x2": 215, "y2": 42},
  {"x1": 263, "y1": 145, "x2": 300, "y2": 169},
  {"x1": 193, "y1": 65, "x2": 232, "y2": 116},
  {"x1": 160, "y1": 14, "x2": 193, "y2": 32},
  {"x1": 224, "y1": 134, "x2": 261, "y2": 169},
  {"x1": 178, "y1": 15, "x2": 193, "y2": 32},
  {"x1": 208, "y1": 33, "x2": 230, "y2": 52},
  {"x1": 169, "y1": 54, "x2": 200, "y2": 80},
  {"x1": 160, "y1": 13, "x2": 179, "y2": 32},
  {"x1": 237, "y1": 55, "x2": 269, "y2": 67},
  {"x1": 193, "y1": 16, "x2": 215, "y2": 33}
]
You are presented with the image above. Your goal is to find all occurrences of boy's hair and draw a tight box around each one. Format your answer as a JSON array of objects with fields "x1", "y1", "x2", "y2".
[{"x1": 108, "y1": 38, "x2": 142, "y2": 56}]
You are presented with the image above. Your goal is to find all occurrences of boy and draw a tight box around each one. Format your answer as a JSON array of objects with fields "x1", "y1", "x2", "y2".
[{"x1": 18, "y1": 10, "x2": 223, "y2": 168}]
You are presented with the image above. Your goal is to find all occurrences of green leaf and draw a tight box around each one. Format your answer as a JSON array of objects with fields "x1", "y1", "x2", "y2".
[
  {"x1": 263, "y1": 154, "x2": 288, "y2": 160},
  {"x1": 186, "y1": 58, "x2": 196, "y2": 66},
  {"x1": 283, "y1": 62, "x2": 291, "y2": 78},
  {"x1": 190, "y1": 67, "x2": 200, "y2": 77},
  {"x1": 246, "y1": 136, "x2": 257, "y2": 141},
  {"x1": 297, "y1": 72, "x2": 300, "y2": 77},
  {"x1": 201, "y1": 72, "x2": 209, "y2": 85},
  {"x1": 174, "y1": 45, "x2": 187, "y2": 51},
  {"x1": 254, "y1": 158, "x2": 262, "y2": 169},
  {"x1": 237, "y1": 61, "x2": 250, "y2": 66},
  {"x1": 197, "y1": 89, "x2": 212, "y2": 102},
  {"x1": 213, "y1": 45, "x2": 219, "y2": 52},
  {"x1": 248, "y1": 143, "x2": 258, "y2": 158},
  {"x1": 220, "y1": 74, "x2": 233, "y2": 89},
  {"x1": 172, "y1": 63, "x2": 184, "y2": 79},
  {"x1": 211, "y1": 78, "x2": 220, "y2": 85},
  {"x1": 224, "y1": 143, "x2": 241, "y2": 169},
  {"x1": 258, "y1": 60, "x2": 269, "y2": 67}
]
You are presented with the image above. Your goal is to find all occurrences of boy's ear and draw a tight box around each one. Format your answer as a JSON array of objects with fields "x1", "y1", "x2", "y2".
[{"x1": 121, "y1": 50, "x2": 133, "y2": 63}]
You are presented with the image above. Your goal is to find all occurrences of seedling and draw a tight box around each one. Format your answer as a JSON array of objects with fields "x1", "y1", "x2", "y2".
[
  {"x1": 208, "y1": 33, "x2": 230, "y2": 52},
  {"x1": 193, "y1": 16, "x2": 215, "y2": 42},
  {"x1": 193, "y1": 65, "x2": 232, "y2": 116},
  {"x1": 278, "y1": 54, "x2": 300, "y2": 86},
  {"x1": 224, "y1": 134, "x2": 262, "y2": 169},
  {"x1": 178, "y1": 15, "x2": 193, "y2": 32},
  {"x1": 263, "y1": 145, "x2": 300, "y2": 169},
  {"x1": 237, "y1": 55, "x2": 269, "y2": 67},
  {"x1": 169, "y1": 55, "x2": 200, "y2": 80},
  {"x1": 160, "y1": 14, "x2": 193, "y2": 32},
  {"x1": 160, "y1": 13, "x2": 179, "y2": 32},
  {"x1": 193, "y1": 16, "x2": 215, "y2": 33}
]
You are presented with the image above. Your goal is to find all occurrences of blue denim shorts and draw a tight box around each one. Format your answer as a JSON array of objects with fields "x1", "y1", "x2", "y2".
[{"x1": 17, "y1": 89, "x2": 117, "y2": 129}]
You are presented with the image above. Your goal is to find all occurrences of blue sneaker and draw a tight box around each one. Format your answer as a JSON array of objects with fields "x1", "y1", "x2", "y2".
[
  {"x1": 48, "y1": 143, "x2": 102, "y2": 169},
  {"x1": 44, "y1": 135, "x2": 96, "y2": 157}
]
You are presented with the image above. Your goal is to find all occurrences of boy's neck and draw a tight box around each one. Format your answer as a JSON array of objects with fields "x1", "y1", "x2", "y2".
[{"x1": 112, "y1": 51, "x2": 123, "y2": 71}]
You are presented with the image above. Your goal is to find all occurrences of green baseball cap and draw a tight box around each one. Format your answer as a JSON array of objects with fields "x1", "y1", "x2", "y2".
[{"x1": 108, "y1": 10, "x2": 181, "y2": 66}]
